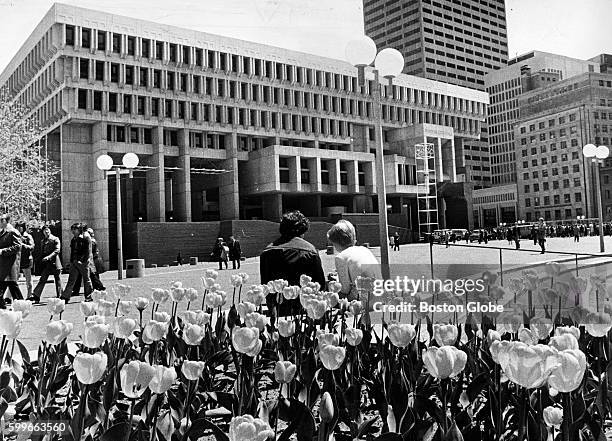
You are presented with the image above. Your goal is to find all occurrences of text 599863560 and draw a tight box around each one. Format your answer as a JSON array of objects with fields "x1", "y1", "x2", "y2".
[{"x1": 2, "y1": 420, "x2": 69, "y2": 437}]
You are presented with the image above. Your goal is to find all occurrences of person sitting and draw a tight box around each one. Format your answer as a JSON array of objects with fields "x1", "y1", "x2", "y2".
[
  {"x1": 327, "y1": 220, "x2": 379, "y2": 301},
  {"x1": 260, "y1": 210, "x2": 325, "y2": 317}
]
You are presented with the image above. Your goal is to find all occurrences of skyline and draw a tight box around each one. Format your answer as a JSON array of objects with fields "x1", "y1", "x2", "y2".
[{"x1": 0, "y1": 0, "x2": 610, "y2": 76}]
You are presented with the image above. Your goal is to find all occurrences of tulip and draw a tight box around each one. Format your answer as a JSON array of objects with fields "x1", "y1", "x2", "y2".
[
  {"x1": 585, "y1": 312, "x2": 612, "y2": 337},
  {"x1": 204, "y1": 292, "x2": 226, "y2": 309},
  {"x1": 80, "y1": 302, "x2": 97, "y2": 317},
  {"x1": 487, "y1": 329, "x2": 501, "y2": 345},
  {"x1": 423, "y1": 346, "x2": 467, "y2": 379},
  {"x1": 135, "y1": 297, "x2": 149, "y2": 311},
  {"x1": 114, "y1": 283, "x2": 131, "y2": 297},
  {"x1": 274, "y1": 361, "x2": 297, "y2": 384},
  {"x1": 319, "y1": 392, "x2": 334, "y2": 423},
  {"x1": 183, "y1": 323, "x2": 206, "y2": 346},
  {"x1": 185, "y1": 288, "x2": 199, "y2": 303},
  {"x1": 11, "y1": 300, "x2": 32, "y2": 318},
  {"x1": 182, "y1": 311, "x2": 210, "y2": 326},
  {"x1": 299, "y1": 274, "x2": 312, "y2": 287},
  {"x1": 489, "y1": 340, "x2": 511, "y2": 364},
  {"x1": 232, "y1": 327, "x2": 262, "y2": 357},
  {"x1": 518, "y1": 327, "x2": 537, "y2": 345},
  {"x1": 547, "y1": 349, "x2": 586, "y2": 393},
  {"x1": 499, "y1": 342, "x2": 559, "y2": 389},
  {"x1": 45, "y1": 320, "x2": 73, "y2": 345},
  {"x1": 272, "y1": 331, "x2": 279, "y2": 342},
  {"x1": 181, "y1": 360, "x2": 206, "y2": 381},
  {"x1": 345, "y1": 328, "x2": 363, "y2": 346},
  {"x1": 305, "y1": 298, "x2": 327, "y2": 320},
  {"x1": 0, "y1": 310, "x2": 23, "y2": 339},
  {"x1": 96, "y1": 299, "x2": 115, "y2": 317},
  {"x1": 497, "y1": 311, "x2": 523, "y2": 334},
  {"x1": 83, "y1": 319, "x2": 109, "y2": 349},
  {"x1": 151, "y1": 288, "x2": 170, "y2": 304},
  {"x1": 433, "y1": 324, "x2": 458, "y2": 346},
  {"x1": 114, "y1": 316, "x2": 138, "y2": 339},
  {"x1": 73, "y1": 352, "x2": 107, "y2": 384},
  {"x1": 388, "y1": 323, "x2": 416, "y2": 348},
  {"x1": 549, "y1": 333, "x2": 579, "y2": 351},
  {"x1": 245, "y1": 285, "x2": 266, "y2": 306},
  {"x1": 530, "y1": 317, "x2": 553, "y2": 341},
  {"x1": 273, "y1": 279, "x2": 289, "y2": 293},
  {"x1": 230, "y1": 274, "x2": 244, "y2": 287},
  {"x1": 282, "y1": 286, "x2": 300, "y2": 300},
  {"x1": 202, "y1": 277, "x2": 216, "y2": 289},
  {"x1": 117, "y1": 301, "x2": 133, "y2": 316},
  {"x1": 228, "y1": 414, "x2": 274, "y2": 441},
  {"x1": 170, "y1": 286, "x2": 187, "y2": 303},
  {"x1": 317, "y1": 332, "x2": 339, "y2": 348},
  {"x1": 46, "y1": 298, "x2": 65, "y2": 316},
  {"x1": 277, "y1": 318, "x2": 296, "y2": 338},
  {"x1": 325, "y1": 292, "x2": 339, "y2": 308},
  {"x1": 149, "y1": 365, "x2": 177, "y2": 394},
  {"x1": 348, "y1": 301, "x2": 363, "y2": 316},
  {"x1": 239, "y1": 272, "x2": 250, "y2": 283},
  {"x1": 120, "y1": 360, "x2": 156, "y2": 399},
  {"x1": 555, "y1": 326, "x2": 580, "y2": 340},
  {"x1": 154, "y1": 312, "x2": 171, "y2": 323},
  {"x1": 204, "y1": 269, "x2": 218, "y2": 280},
  {"x1": 328, "y1": 281, "x2": 342, "y2": 294},
  {"x1": 245, "y1": 312, "x2": 267, "y2": 331},
  {"x1": 320, "y1": 345, "x2": 346, "y2": 370},
  {"x1": 143, "y1": 320, "x2": 168, "y2": 343},
  {"x1": 237, "y1": 302, "x2": 256, "y2": 319},
  {"x1": 543, "y1": 406, "x2": 563, "y2": 428}
]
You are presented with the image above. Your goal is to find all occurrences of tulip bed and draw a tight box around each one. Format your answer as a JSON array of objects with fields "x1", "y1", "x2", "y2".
[{"x1": 0, "y1": 263, "x2": 611, "y2": 441}]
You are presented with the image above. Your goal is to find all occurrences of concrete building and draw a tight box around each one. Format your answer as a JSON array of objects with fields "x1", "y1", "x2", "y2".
[
  {"x1": 515, "y1": 69, "x2": 612, "y2": 222},
  {"x1": 485, "y1": 51, "x2": 599, "y2": 185},
  {"x1": 363, "y1": 0, "x2": 508, "y2": 90},
  {"x1": 0, "y1": 3, "x2": 488, "y2": 266},
  {"x1": 472, "y1": 183, "x2": 517, "y2": 228}
]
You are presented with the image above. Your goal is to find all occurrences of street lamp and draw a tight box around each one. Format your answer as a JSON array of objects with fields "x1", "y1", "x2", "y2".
[
  {"x1": 96, "y1": 152, "x2": 140, "y2": 279},
  {"x1": 346, "y1": 36, "x2": 405, "y2": 280},
  {"x1": 582, "y1": 143, "x2": 609, "y2": 252}
]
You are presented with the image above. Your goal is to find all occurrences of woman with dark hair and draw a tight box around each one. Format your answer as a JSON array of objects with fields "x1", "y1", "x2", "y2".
[{"x1": 260, "y1": 210, "x2": 325, "y2": 318}]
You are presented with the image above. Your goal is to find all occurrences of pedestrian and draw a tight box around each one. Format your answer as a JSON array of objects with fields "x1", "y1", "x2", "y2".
[
  {"x1": 88, "y1": 228, "x2": 106, "y2": 291},
  {"x1": 177, "y1": 252, "x2": 183, "y2": 265},
  {"x1": 483, "y1": 230, "x2": 489, "y2": 244},
  {"x1": 29, "y1": 225, "x2": 63, "y2": 302},
  {"x1": 478, "y1": 230, "x2": 483, "y2": 244},
  {"x1": 327, "y1": 220, "x2": 379, "y2": 301},
  {"x1": 393, "y1": 232, "x2": 400, "y2": 251},
  {"x1": 61, "y1": 222, "x2": 94, "y2": 303},
  {"x1": 228, "y1": 236, "x2": 242, "y2": 269},
  {"x1": 537, "y1": 217, "x2": 547, "y2": 254},
  {"x1": 531, "y1": 226, "x2": 537, "y2": 245},
  {"x1": 465, "y1": 230, "x2": 470, "y2": 244},
  {"x1": 573, "y1": 224, "x2": 580, "y2": 243},
  {"x1": 0, "y1": 214, "x2": 24, "y2": 308},
  {"x1": 445, "y1": 231, "x2": 450, "y2": 248},
  {"x1": 211, "y1": 238, "x2": 225, "y2": 270},
  {"x1": 513, "y1": 226, "x2": 520, "y2": 249},
  {"x1": 16, "y1": 222, "x2": 34, "y2": 299},
  {"x1": 260, "y1": 210, "x2": 325, "y2": 319}
]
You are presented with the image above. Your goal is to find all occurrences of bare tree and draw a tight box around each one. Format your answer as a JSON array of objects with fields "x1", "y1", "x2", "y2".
[{"x1": 0, "y1": 87, "x2": 59, "y2": 221}]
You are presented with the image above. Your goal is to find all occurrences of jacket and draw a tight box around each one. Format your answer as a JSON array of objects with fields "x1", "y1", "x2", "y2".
[
  {"x1": 20, "y1": 231, "x2": 34, "y2": 269},
  {"x1": 0, "y1": 224, "x2": 22, "y2": 282},
  {"x1": 69, "y1": 233, "x2": 95, "y2": 270},
  {"x1": 40, "y1": 234, "x2": 63, "y2": 271},
  {"x1": 228, "y1": 240, "x2": 241, "y2": 260}
]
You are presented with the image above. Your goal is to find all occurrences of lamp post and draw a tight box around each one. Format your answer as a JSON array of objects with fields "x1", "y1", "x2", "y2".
[
  {"x1": 582, "y1": 143, "x2": 609, "y2": 253},
  {"x1": 346, "y1": 36, "x2": 405, "y2": 280},
  {"x1": 96, "y1": 152, "x2": 140, "y2": 279}
]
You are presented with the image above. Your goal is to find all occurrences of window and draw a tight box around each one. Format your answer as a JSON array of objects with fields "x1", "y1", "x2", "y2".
[
  {"x1": 127, "y1": 36, "x2": 135, "y2": 56},
  {"x1": 573, "y1": 178, "x2": 581, "y2": 187},
  {"x1": 82, "y1": 28, "x2": 91, "y2": 49},
  {"x1": 109, "y1": 93, "x2": 117, "y2": 112},
  {"x1": 79, "y1": 58, "x2": 89, "y2": 79},
  {"x1": 525, "y1": 198, "x2": 531, "y2": 207},
  {"x1": 139, "y1": 68, "x2": 147, "y2": 87},
  {"x1": 524, "y1": 184, "x2": 530, "y2": 193},
  {"x1": 123, "y1": 95, "x2": 131, "y2": 114},
  {"x1": 66, "y1": 25, "x2": 75, "y2": 46},
  {"x1": 93, "y1": 91, "x2": 102, "y2": 111},
  {"x1": 300, "y1": 158, "x2": 310, "y2": 182},
  {"x1": 563, "y1": 179, "x2": 570, "y2": 188},
  {"x1": 110, "y1": 63, "x2": 119, "y2": 82},
  {"x1": 554, "y1": 195, "x2": 560, "y2": 204},
  {"x1": 321, "y1": 161, "x2": 330, "y2": 185},
  {"x1": 279, "y1": 157, "x2": 290, "y2": 183},
  {"x1": 77, "y1": 89, "x2": 87, "y2": 109},
  {"x1": 112, "y1": 33, "x2": 121, "y2": 54},
  {"x1": 125, "y1": 66, "x2": 134, "y2": 85},
  {"x1": 564, "y1": 194, "x2": 571, "y2": 203},
  {"x1": 95, "y1": 61, "x2": 104, "y2": 81},
  {"x1": 97, "y1": 31, "x2": 106, "y2": 51},
  {"x1": 575, "y1": 192, "x2": 582, "y2": 202}
]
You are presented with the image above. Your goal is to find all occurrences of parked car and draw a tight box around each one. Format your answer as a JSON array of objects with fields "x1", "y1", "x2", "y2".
[
  {"x1": 432, "y1": 229, "x2": 452, "y2": 243},
  {"x1": 450, "y1": 229, "x2": 468, "y2": 241},
  {"x1": 469, "y1": 229, "x2": 486, "y2": 242}
]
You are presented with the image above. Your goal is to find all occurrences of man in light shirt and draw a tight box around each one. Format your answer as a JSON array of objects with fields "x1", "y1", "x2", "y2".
[{"x1": 327, "y1": 220, "x2": 380, "y2": 301}]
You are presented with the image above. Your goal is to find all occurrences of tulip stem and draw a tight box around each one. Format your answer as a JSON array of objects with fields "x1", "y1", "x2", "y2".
[
  {"x1": 274, "y1": 384, "x2": 282, "y2": 439},
  {"x1": 128, "y1": 397, "x2": 136, "y2": 433},
  {"x1": 0, "y1": 335, "x2": 6, "y2": 363}
]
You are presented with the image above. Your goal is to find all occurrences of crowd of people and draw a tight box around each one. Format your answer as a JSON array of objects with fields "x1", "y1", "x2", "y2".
[{"x1": 0, "y1": 214, "x2": 106, "y2": 309}]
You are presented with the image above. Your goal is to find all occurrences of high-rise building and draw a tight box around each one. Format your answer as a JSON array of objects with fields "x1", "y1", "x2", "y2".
[
  {"x1": 515, "y1": 67, "x2": 612, "y2": 222},
  {"x1": 486, "y1": 51, "x2": 598, "y2": 185},
  {"x1": 0, "y1": 3, "x2": 488, "y2": 266},
  {"x1": 363, "y1": 0, "x2": 509, "y2": 90}
]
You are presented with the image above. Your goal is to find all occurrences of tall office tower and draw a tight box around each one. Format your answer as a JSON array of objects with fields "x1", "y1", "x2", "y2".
[
  {"x1": 363, "y1": 0, "x2": 509, "y2": 90},
  {"x1": 486, "y1": 51, "x2": 598, "y2": 185}
]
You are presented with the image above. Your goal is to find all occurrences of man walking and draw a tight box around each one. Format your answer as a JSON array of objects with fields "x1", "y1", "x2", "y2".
[
  {"x1": 30, "y1": 225, "x2": 63, "y2": 302},
  {"x1": 393, "y1": 232, "x2": 400, "y2": 251},
  {"x1": 16, "y1": 222, "x2": 34, "y2": 298},
  {"x1": 537, "y1": 218, "x2": 547, "y2": 254},
  {"x1": 61, "y1": 223, "x2": 94, "y2": 303},
  {"x1": 0, "y1": 214, "x2": 24, "y2": 308},
  {"x1": 228, "y1": 236, "x2": 242, "y2": 269}
]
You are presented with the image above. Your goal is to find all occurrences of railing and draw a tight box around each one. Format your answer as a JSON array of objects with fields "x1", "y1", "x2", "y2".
[{"x1": 429, "y1": 241, "x2": 612, "y2": 286}]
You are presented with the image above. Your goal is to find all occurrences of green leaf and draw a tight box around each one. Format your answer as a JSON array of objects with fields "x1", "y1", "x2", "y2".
[
  {"x1": 443, "y1": 421, "x2": 464, "y2": 441},
  {"x1": 100, "y1": 422, "x2": 130, "y2": 441},
  {"x1": 374, "y1": 433, "x2": 403, "y2": 441},
  {"x1": 278, "y1": 398, "x2": 316, "y2": 441},
  {"x1": 16, "y1": 339, "x2": 30, "y2": 365},
  {"x1": 356, "y1": 416, "x2": 380, "y2": 439},
  {"x1": 184, "y1": 418, "x2": 229, "y2": 441}
]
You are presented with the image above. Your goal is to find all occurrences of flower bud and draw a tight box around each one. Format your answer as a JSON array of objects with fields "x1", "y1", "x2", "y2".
[
  {"x1": 232, "y1": 327, "x2": 262, "y2": 357},
  {"x1": 73, "y1": 352, "x2": 107, "y2": 384},
  {"x1": 183, "y1": 323, "x2": 206, "y2": 346},
  {"x1": 46, "y1": 298, "x2": 65, "y2": 316},
  {"x1": 149, "y1": 365, "x2": 177, "y2": 394},
  {"x1": 181, "y1": 360, "x2": 206, "y2": 381},
  {"x1": 114, "y1": 316, "x2": 137, "y2": 340},
  {"x1": 433, "y1": 324, "x2": 458, "y2": 346},
  {"x1": 0, "y1": 310, "x2": 23, "y2": 339},
  {"x1": 277, "y1": 318, "x2": 296, "y2": 338},
  {"x1": 388, "y1": 323, "x2": 416, "y2": 348},
  {"x1": 423, "y1": 346, "x2": 467, "y2": 379},
  {"x1": 12, "y1": 300, "x2": 32, "y2": 318},
  {"x1": 345, "y1": 328, "x2": 363, "y2": 346},
  {"x1": 543, "y1": 406, "x2": 563, "y2": 428},
  {"x1": 83, "y1": 319, "x2": 109, "y2": 349},
  {"x1": 228, "y1": 415, "x2": 273, "y2": 441},
  {"x1": 80, "y1": 302, "x2": 97, "y2": 317},
  {"x1": 135, "y1": 297, "x2": 150, "y2": 311},
  {"x1": 274, "y1": 361, "x2": 297, "y2": 384},
  {"x1": 120, "y1": 360, "x2": 156, "y2": 399},
  {"x1": 319, "y1": 392, "x2": 334, "y2": 423},
  {"x1": 45, "y1": 320, "x2": 73, "y2": 345},
  {"x1": 319, "y1": 345, "x2": 346, "y2": 371}
]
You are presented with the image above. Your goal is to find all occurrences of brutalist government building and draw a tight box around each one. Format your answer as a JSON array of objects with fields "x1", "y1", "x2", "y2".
[{"x1": 0, "y1": 4, "x2": 488, "y2": 267}]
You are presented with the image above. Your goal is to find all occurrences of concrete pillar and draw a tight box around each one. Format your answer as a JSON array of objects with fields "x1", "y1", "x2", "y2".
[
  {"x1": 220, "y1": 132, "x2": 239, "y2": 220},
  {"x1": 328, "y1": 159, "x2": 341, "y2": 192},
  {"x1": 310, "y1": 157, "x2": 322, "y2": 192},
  {"x1": 91, "y1": 122, "x2": 110, "y2": 268},
  {"x1": 263, "y1": 194, "x2": 283, "y2": 221},
  {"x1": 347, "y1": 160, "x2": 359, "y2": 193},
  {"x1": 435, "y1": 138, "x2": 444, "y2": 182},
  {"x1": 288, "y1": 156, "x2": 301, "y2": 192},
  {"x1": 175, "y1": 129, "x2": 192, "y2": 221},
  {"x1": 146, "y1": 126, "x2": 166, "y2": 222}
]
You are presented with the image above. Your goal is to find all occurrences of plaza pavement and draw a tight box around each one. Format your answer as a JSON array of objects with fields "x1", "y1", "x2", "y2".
[{"x1": 9, "y1": 235, "x2": 612, "y2": 351}]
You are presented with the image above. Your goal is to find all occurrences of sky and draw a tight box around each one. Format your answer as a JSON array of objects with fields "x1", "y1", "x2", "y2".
[{"x1": 0, "y1": 0, "x2": 610, "y2": 73}]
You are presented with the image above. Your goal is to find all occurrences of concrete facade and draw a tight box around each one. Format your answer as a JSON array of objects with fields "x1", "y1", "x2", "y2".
[
  {"x1": 472, "y1": 183, "x2": 517, "y2": 228},
  {"x1": 1, "y1": 3, "x2": 488, "y2": 267}
]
